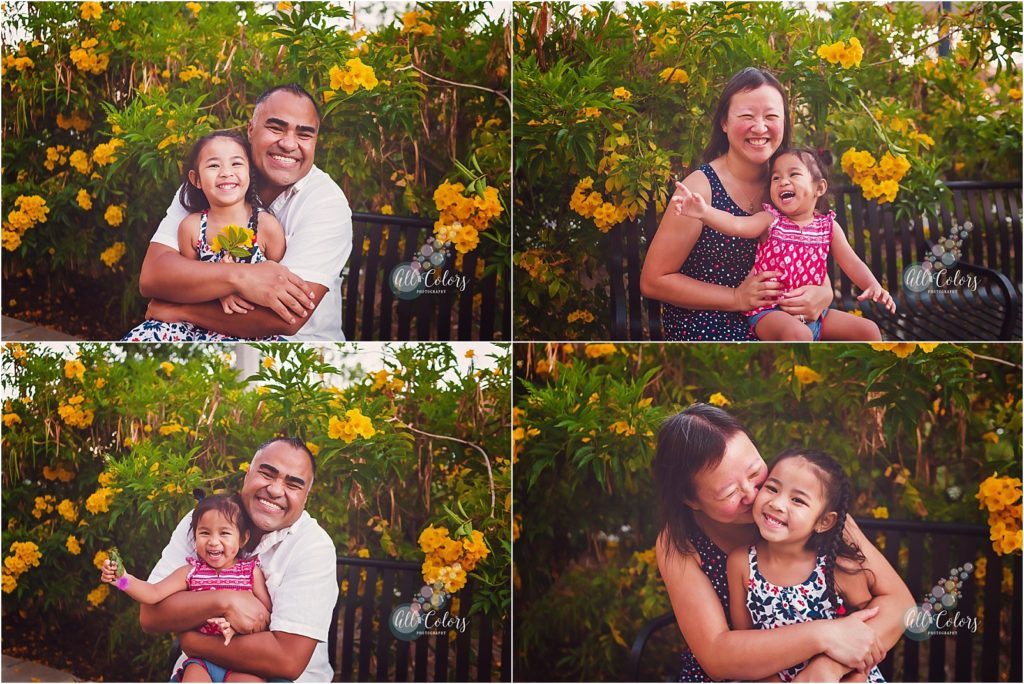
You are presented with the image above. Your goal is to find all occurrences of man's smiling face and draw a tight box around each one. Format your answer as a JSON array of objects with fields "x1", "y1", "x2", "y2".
[
  {"x1": 240, "y1": 440, "x2": 314, "y2": 533},
  {"x1": 247, "y1": 89, "x2": 319, "y2": 198}
]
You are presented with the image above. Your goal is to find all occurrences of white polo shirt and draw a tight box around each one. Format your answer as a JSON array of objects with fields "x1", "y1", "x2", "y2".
[
  {"x1": 151, "y1": 164, "x2": 352, "y2": 341},
  {"x1": 149, "y1": 510, "x2": 338, "y2": 682}
]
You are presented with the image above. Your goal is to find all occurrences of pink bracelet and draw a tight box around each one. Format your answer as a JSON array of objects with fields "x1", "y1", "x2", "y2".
[{"x1": 115, "y1": 576, "x2": 129, "y2": 591}]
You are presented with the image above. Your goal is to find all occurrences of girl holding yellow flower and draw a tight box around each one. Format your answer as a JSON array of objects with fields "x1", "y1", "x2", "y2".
[{"x1": 123, "y1": 132, "x2": 286, "y2": 341}]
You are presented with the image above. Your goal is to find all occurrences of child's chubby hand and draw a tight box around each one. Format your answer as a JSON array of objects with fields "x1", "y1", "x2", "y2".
[
  {"x1": 671, "y1": 182, "x2": 709, "y2": 220},
  {"x1": 858, "y1": 283, "x2": 896, "y2": 313},
  {"x1": 100, "y1": 559, "x2": 120, "y2": 584},
  {"x1": 207, "y1": 617, "x2": 237, "y2": 645},
  {"x1": 219, "y1": 294, "x2": 255, "y2": 315}
]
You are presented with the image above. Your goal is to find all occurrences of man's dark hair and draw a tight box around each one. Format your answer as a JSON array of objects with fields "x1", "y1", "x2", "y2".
[
  {"x1": 255, "y1": 436, "x2": 316, "y2": 477},
  {"x1": 253, "y1": 83, "x2": 321, "y2": 123}
]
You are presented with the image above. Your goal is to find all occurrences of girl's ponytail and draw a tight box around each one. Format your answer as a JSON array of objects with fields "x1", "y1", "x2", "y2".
[{"x1": 820, "y1": 476, "x2": 853, "y2": 611}]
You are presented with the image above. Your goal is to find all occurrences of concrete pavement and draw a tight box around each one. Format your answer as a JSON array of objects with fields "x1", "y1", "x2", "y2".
[
  {"x1": 1, "y1": 654, "x2": 81, "y2": 682},
  {"x1": 1, "y1": 316, "x2": 79, "y2": 341}
]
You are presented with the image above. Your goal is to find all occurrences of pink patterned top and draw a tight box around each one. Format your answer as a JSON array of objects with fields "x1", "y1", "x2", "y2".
[
  {"x1": 186, "y1": 555, "x2": 261, "y2": 636},
  {"x1": 747, "y1": 203, "x2": 836, "y2": 318}
]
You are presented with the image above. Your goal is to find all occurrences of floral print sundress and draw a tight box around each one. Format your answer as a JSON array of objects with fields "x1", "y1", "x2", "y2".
[
  {"x1": 122, "y1": 208, "x2": 282, "y2": 342},
  {"x1": 744, "y1": 545, "x2": 885, "y2": 682}
]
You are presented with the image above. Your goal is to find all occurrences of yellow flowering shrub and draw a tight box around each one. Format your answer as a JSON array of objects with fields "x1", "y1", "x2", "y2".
[
  {"x1": 432, "y1": 180, "x2": 504, "y2": 254},
  {"x1": 817, "y1": 37, "x2": 864, "y2": 68},
  {"x1": 976, "y1": 474, "x2": 1023, "y2": 555},
  {"x1": 840, "y1": 148, "x2": 911, "y2": 204}
]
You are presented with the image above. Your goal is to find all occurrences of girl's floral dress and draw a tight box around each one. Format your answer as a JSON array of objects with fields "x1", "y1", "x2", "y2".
[
  {"x1": 122, "y1": 209, "x2": 282, "y2": 342},
  {"x1": 744, "y1": 545, "x2": 885, "y2": 682}
]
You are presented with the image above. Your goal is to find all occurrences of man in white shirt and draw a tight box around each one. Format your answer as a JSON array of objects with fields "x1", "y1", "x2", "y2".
[
  {"x1": 141, "y1": 438, "x2": 338, "y2": 681},
  {"x1": 139, "y1": 84, "x2": 352, "y2": 340}
]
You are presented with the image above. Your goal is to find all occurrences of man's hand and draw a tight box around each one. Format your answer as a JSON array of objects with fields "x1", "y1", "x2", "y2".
[
  {"x1": 221, "y1": 591, "x2": 270, "y2": 634},
  {"x1": 232, "y1": 261, "x2": 317, "y2": 324}
]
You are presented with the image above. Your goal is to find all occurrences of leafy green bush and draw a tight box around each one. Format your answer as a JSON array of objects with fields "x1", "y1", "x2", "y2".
[
  {"x1": 1, "y1": 341, "x2": 510, "y2": 680},
  {"x1": 1, "y1": 2, "x2": 510, "y2": 337},
  {"x1": 513, "y1": 2, "x2": 1022, "y2": 338},
  {"x1": 514, "y1": 342, "x2": 1021, "y2": 680}
]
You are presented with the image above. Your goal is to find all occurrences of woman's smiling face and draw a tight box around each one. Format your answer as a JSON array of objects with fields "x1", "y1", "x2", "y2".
[
  {"x1": 722, "y1": 85, "x2": 786, "y2": 165},
  {"x1": 689, "y1": 433, "x2": 768, "y2": 524}
]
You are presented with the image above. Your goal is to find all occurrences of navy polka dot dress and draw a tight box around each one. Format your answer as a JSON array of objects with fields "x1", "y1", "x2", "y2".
[
  {"x1": 677, "y1": 528, "x2": 730, "y2": 682},
  {"x1": 662, "y1": 163, "x2": 759, "y2": 341}
]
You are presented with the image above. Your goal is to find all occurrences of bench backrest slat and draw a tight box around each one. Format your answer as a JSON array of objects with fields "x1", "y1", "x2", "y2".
[
  {"x1": 342, "y1": 213, "x2": 503, "y2": 340},
  {"x1": 331, "y1": 556, "x2": 507, "y2": 681}
]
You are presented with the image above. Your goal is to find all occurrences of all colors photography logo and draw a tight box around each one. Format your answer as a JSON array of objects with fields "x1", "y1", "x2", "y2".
[
  {"x1": 903, "y1": 563, "x2": 979, "y2": 640},
  {"x1": 388, "y1": 236, "x2": 469, "y2": 301},
  {"x1": 902, "y1": 220, "x2": 979, "y2": 294},
  {"x1": 388, "y1": 581, "x2": 469, "y2": 642}
]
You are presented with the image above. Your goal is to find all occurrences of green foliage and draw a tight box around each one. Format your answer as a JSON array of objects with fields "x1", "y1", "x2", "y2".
[
  {"x1": 514, "y1": 342, "x2": 1022, "y2": 680},
  {"x1": 1, "y1": 1, "x2": 509, "y2": 336},
  {"x1": 513, "y1": 2, "x2": 1023, "y2": 338},
  {"x1": 1, "y1": 341, "x2": 510, "y2": 680}
]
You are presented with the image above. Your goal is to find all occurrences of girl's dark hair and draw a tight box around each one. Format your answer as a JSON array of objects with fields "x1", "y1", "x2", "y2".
[
  {"x1": 653, "y1": 404, "x2": 753, "y2": 558},
  {"x1": 188, "y1": 493, "x2": 256, "y2": 555},
  {"x1": 178, "y1": 131, "x2": 261, "y2": 213},
  {"x1": 769, "y1": 449, "x2": 869, "y2": 611},
  {"x1": 770, "y1": 147, "x2": 832, "y2": 212},
  {"x1": 703, "y1": 67, "x2": 792, "y2": 163}
]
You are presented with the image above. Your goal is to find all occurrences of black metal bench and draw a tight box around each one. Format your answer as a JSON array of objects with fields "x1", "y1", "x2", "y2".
[
  {"x1": 628, "y1": 518, "x2": 1023, "y2": 682},
  {"x1": 329, "y1": 555, "x2": 510, "y2": 682},
  {"x1": 345, "y1": 213, "x2": 506, "y2": 341},
  {"x1": 607, "y1": 181, "x2": 1022, "y2": 341}
]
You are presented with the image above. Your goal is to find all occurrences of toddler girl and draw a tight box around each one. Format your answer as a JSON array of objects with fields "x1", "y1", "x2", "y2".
[
  {"x1": 123, "y1": 131, "x2": 286, "y2": 341},
  {"x1": 101, "y1": 493, "x2": 271, "y2": 682},
  {"x1": 673, "y1": 148, "x2": 895, "y2": 341},
  {"x1": 726, "y1": 449, "x2": 884, "y2": 682}
]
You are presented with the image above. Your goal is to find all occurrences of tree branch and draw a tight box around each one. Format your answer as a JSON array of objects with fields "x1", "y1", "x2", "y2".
[{"x1": 390, "y1": 418, "x2": 496, "y2": 516}]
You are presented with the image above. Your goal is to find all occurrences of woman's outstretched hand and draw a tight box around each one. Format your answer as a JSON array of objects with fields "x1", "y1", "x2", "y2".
[
  {"x1": 734, "y1": 269, "x2": 784, "y2": 312},
  {"x1": 822, "y1": 606, "x2": 884, "y2": 674},
  {"x1": 100, "y1": 559, "x2": 119, "y2": 584}
]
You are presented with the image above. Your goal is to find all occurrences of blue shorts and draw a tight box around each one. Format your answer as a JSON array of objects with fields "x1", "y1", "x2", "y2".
[
  {"x1": 748, "y1": 306, "x2": 827, "y2": 341},
  {"x1": 173, "y1": 658, "x2": 228, "y2": 682}
]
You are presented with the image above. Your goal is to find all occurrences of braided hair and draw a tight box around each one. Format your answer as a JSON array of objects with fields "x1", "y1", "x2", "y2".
[{"x1": 770, "y1": 448, "x2": 867, "y2": 612}]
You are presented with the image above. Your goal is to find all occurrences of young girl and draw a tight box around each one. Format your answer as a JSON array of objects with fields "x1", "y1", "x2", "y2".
[
  {"x1": 100, "y1": 494, "x2": 271, "y2": 683},
  {"x1": 672, "y1": 148, "x2": 895, "y2": 341},
  {"x1": 726, "y1": 449, "x2": 884, "y2": 683},
  {"x1": 123, "y1": 131, "x2": 286, "y2": 341}
]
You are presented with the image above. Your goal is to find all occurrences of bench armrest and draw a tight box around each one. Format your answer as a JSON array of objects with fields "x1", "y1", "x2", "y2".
[
  {"x1": 952, "y1": 259, "x2": 1020, "y2": 340},
  {"x1": 628, "y1": 611, "x2": 677, "y2": 681}
]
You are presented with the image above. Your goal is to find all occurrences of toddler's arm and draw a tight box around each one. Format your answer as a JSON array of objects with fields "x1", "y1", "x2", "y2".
[
  {"x1": 101, "y1": 560, "x2": 190, "y2": 605},
  {"x1": 671, "y1": 182, "x2": 772, "y2": 239},
  {"x1": 830, "y1": 222, "x2": 896, "y2": 313},
  {"x1": 176, "y1": 214, "x2": 202, "y2": 261},
  {"x1": 257, "y1": 213, "x2": 287, "y2": 263},
  {"x1": 726, "y1": 547, "x2": 755, "y2": 630},
  {"x1": 252, "y1": 566, "x2": 273, "y2": 613}
]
